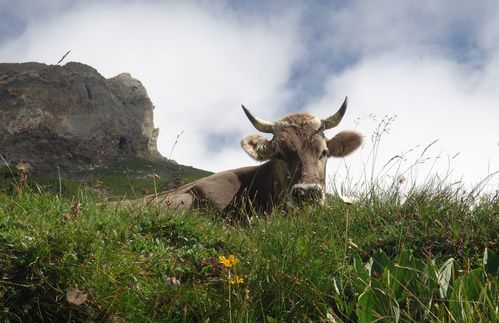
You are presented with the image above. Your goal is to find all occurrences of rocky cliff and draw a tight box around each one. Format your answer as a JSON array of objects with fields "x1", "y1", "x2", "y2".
[{"x1": 0, "y1": 62, "x2": 163, "y2": 174}]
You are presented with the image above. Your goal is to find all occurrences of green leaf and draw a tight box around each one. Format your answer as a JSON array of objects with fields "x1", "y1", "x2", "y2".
[
  {"x1": 370, "y1": 249, "x2": 390, "y2": 278},
  {"x1": 449, "y1": 269, "x2": 485, "y2": 321},
  {"x1": 422, "y1": 259, "x2": 440, "y2": 305},
  {"x1": 396, "y1": 248, "x2": 413, "y2": 267},
  {"x1": 357, "y1": 288, "x2": 380, "y2": 323},
  {"x1": 200, "y1": 265, "x2": 212, "y2": 275},
  {"x1": 483, "y1": 248, "x2": 499, "y2": 274},
  {"x1": 448, "y1": 278, "x2": 461, "y2": 321},
  {"x1": 357, "y1": 287, "x2": 399, "y2": 323},
  {"x1": 364, "y1": 257, "x2": 372, "y2": 275},
  {"x1": 385, "y1": 249, "x2": 411, "y2": 299},
  {"x1": 266, "y1": 316, "x2": 277, "y2": 323},
  {"x1": 437, "y1": 258, "x2": 455, "y2": 299},
  {"x1": 386, "y1": 265, "x2": 414, "y2": 301},
  {"x1": 353, "y1": 253, "x2": 370, "y2": 295},
  {"x1": 353, "y1": 253, "x2": 365, "y2": 273},
  {"x1": 460, "y1": 268, "x2": 485, "y2": 302}
]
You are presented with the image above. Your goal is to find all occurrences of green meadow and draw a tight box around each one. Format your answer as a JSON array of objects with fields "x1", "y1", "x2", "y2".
[{"x1": 1, "y1": 173, "x2": 497, "y2": 322}]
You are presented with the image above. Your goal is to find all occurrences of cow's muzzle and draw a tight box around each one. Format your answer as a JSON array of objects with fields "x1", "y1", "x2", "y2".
[{"x1": 291, "y1": 184, "x2": 325, "y2": 205}]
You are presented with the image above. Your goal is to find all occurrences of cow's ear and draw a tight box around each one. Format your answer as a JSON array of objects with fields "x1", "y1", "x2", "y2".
[
  {"x1": 241, "y1": 134, "x2": 273, "y2": 161},
  {"x1": 327, "y1": 131, "x2": 362, "y2": 157}
]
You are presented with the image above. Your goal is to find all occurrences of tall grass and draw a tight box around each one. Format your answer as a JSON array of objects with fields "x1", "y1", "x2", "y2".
[{"x1": 0, "y1": 180, "x2": 497, "y2": 321}]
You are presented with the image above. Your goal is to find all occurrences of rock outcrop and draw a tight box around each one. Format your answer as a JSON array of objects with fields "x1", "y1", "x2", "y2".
[{"x1": 0, "y1": 62, "x2": 163, "y2": 174}]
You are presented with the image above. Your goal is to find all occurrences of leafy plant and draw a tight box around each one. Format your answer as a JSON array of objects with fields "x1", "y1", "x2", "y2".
[{"x1": 349, "y1": 247, "x2": 498, "y2": 322}]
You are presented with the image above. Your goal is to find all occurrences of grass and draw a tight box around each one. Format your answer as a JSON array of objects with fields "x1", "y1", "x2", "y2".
[{"x1": 0, "y1": 180, "x2": 497, "y2": 322}]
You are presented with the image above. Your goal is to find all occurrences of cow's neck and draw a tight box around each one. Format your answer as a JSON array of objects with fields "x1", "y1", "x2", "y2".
[{"x1": 247, "y1": 161, "x2": 290, "y2": 212}]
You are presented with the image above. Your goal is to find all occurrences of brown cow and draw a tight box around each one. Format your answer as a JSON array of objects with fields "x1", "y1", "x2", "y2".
[{"x1": 111, "y1": 97, "x2": 362, "y2": 218}]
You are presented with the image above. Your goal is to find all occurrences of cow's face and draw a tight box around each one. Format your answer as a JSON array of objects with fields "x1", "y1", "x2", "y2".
[{"x1": 241, "y1": 97, "x2": 362, "y2": 205}]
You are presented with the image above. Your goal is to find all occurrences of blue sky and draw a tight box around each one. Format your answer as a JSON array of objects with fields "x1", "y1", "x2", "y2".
[{"x1": 1, "y1": 0, "x2": 498, "y2": 192}]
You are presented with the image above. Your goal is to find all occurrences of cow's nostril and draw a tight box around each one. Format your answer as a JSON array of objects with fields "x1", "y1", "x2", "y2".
[{"x1": 295, "y1": 187, "x2": 306, "y2": 196}]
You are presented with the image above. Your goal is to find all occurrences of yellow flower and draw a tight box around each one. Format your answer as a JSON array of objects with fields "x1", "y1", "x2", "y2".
[
  {"x1": 229, "y1": 275, "x2": 244, "y2": 285},
  {"x1": 218, "y1": 255, "x2": 239, "y2": 268}
]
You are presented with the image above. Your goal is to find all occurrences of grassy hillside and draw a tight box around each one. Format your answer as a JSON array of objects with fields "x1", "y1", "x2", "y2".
[
  {"x1": 0, "y1": 181, "x2": 497, "y2": 322},
  {"x1": 0, "y1": 156, "x2": 212, "y2": 199}
]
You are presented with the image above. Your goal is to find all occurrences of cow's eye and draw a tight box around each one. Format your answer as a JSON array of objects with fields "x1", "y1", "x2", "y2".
[{"x1": 320, "y1": 149, "x2": 329, "y2": 159}]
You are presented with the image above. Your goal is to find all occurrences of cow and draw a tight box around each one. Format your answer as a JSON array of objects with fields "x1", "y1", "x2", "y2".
[{"x1": 111, "y1": 97, "x2": 362, "y2": 219}]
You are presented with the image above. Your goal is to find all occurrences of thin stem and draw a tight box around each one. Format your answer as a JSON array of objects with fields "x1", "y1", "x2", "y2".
[
  {"x1": 228, "y1": 269, "x2": 232, "y2": 323},
  {"x1": 343, "y1": 207, "x2": 350, "y2": 268}
]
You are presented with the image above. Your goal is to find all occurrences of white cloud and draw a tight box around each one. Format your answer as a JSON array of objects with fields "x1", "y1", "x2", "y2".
[
  {"x1": 311, "y1": 52, "x2": 499, "y2": 190},
  {"x1": 323, "y1": 1, "x2": 495, "y2": 56}
]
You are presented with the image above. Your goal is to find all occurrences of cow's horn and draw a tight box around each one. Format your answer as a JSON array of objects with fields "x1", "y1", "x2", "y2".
[
  {"x1": 321, "y1": 96, "x2": 348, "y2": 130},
  {"x1": 241, "y1": 105, "x2": 274, "y2": 133}
]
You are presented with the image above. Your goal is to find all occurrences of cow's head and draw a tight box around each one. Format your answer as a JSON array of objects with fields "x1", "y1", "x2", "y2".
[{"x1": 240, "y1": 97, "x2": 362, "y2": 205}]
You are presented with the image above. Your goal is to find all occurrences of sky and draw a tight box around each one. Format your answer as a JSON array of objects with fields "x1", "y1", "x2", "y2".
[{"x1": 1, "y1": 0, "x2": 498, "y2": 193}]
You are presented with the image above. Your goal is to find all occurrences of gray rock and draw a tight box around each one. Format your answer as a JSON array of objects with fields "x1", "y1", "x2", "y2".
[{"x1": 0, "y1": 61, "x2": 164, "y2": 174}]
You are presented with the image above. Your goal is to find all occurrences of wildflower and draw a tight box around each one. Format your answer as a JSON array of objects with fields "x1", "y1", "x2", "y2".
[
  {"x1": 165, "y1": 276, "x2": 181, "y2": 286},
  {"x1": 340, "y1": 195, "x2": 358, "y2": 205},
  {"x1": 229, "y1": 275, "x2": 244, "y2": 285},
  {"x1": 219, "y1": 255, "x2": 238, "y2": 268},
  {"x1": 347, "y1": 238, "x2": 359, "y2": 250}
]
